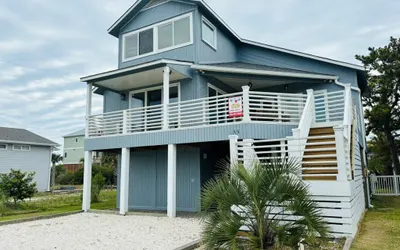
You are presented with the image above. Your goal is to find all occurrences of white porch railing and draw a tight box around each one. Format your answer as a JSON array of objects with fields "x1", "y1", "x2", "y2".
[
  {"x1": 231, "y1": 136, "x2": 346, "y2": 180},
  {"x1": 370, "y1": 175, "x2": 400, "y2": 196},
  {"x1": 314, "y1": 90, "x2": 345, "y2": 123},
  {"x1": 248, "y1": 91, "x2": 306, "y2": 123},
  {"x1": 87, "y1": 88, "x2": 347, "y2": 138}
]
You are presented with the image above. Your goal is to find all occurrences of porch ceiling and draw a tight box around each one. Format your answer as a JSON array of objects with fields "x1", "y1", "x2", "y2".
[
  {"x1": 81, "y1": 60, "x2": 192, "y2": 92},
  {"x1": 92, "y1": 67, "x2": 187, "y2": 92}
]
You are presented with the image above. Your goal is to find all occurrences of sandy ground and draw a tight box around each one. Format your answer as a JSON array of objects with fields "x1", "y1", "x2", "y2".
[{"x1": 0, "y1": 213, "x2": 202, "y2": 250}]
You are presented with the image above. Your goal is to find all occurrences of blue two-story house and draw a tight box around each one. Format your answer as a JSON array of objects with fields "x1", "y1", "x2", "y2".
[{"x1": 81, "y1": 0, "x2": 368, "y2": 237}]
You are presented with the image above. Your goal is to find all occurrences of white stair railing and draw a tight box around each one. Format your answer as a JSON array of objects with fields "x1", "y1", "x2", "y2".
[{"x1": 289, "y1": 89, "x2": 315, "y2": 162}]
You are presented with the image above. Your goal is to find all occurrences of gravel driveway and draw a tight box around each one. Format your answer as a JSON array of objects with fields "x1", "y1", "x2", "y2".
[{"x1": 0, "y1": 213, "x2": 202, "y2": 250}]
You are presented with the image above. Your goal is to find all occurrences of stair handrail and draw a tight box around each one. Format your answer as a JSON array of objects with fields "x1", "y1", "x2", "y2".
[{"x1": 294, "y1": 89, "x2": 315, "y2": 153}]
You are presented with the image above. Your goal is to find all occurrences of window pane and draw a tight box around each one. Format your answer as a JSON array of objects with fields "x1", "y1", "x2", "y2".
[
  {"x1": 132, "y1": 92, "x2": 145, "y2": 108},
  {"x1": 208, "y1": 87, "x2": 217, "y2": 97},
  {"x1": 139, "y1": 28, "x2": 154, "y2": 55},
  {"x1": 158, "y1": 23, "x2": 173, "y2": 50},
  {"x1": 202, "y1": 21, "x2": 215, "y2": 47},
  {"x1": 124, "y1": 33, "x2": 138, "y2": 59},
  {"x1": 169, "y1": 86, "x2": 179, "y2": 103},
  {"x1": 174, "y1": 16, "x2": 190, "y2": 45},
  {"x1": 147, "y1": 89, "x2": 162, "y2": 106},
  {"x1": 13, "y1": 145, "x2": 22, "y2": 150},
  {"x1": 0, "y1": 144, "x2": 6, "y2": 149},
  {"x1": 22, "y1": 146, "x2": 30, "y2": 151}
]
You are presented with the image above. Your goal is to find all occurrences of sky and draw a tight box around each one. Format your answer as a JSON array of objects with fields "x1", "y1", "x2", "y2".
[{"x1": 0, "y1": 0, "x2": 399, "y2": 150}]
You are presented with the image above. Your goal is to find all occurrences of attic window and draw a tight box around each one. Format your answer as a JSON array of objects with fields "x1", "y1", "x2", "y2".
[
  {"x1": 13, "y1": 145, "x2": 30, "y2": 151},
  {"x1": 0, "y1": 144, "x2": 7, "y2": 150},
  {"x1": 122, "y1": 13, "x2": 193, "y2": 62},
  {"x1": 202, "y1": 17, "x2": 217, "y2": 49}
]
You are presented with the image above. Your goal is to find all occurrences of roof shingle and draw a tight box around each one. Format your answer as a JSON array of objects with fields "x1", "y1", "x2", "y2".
[{"x1": 0, "y1": 127, "x2": 58, "y2": 146}]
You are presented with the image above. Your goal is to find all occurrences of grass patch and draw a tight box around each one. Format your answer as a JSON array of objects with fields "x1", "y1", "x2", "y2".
[
  {"x1": 0, "y1": 190, "x2": 116, "y2": 222},
  {"x1": 351, "y1": 196, "x2": 400, "y2": 250}
]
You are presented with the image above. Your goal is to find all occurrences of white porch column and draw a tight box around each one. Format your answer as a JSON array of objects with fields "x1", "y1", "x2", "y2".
[
  {"x1": 120, "y1": 148, "x2": 130, "y2": 215},
  {"x1": 242, "y1": 139, "x2": 255, "y2": 170},
  {"x1": 82, "y1": 150, "x2": 93, "y2": 212},
  {"x1": 242, "y1": 86, "x2": 251, "y2": 122},
  {"x1": 167, "y1": 144, "x2": 177, "y2": 218},
  {"x1": 229, "y1": 135, "x2": 239, "y2": 168},
  {"x1": 163, "y1": 66, "x2": 171, "y2": 130},
  {"x1": 85, "y1": 83, "x2": 92, "y2": 137}
]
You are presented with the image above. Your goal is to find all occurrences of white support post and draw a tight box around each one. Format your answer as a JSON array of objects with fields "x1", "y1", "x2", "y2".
[
  {"x1": 306, "y1": 89, "x2": 315, "y2": 125},
  {"x1": 288, "y1": 128, "x2": 301, "y2": 165},
  {"x1": 120, "y1": 148, "x2": 130, "y2": 215},
  {"x1": 394, "y1": 170, "x2": 399, "y2": 196},
  {"x1": 242, "y1": 86, "x2": 251, "y2": 122},
  {"x1": 334, "y1": 126, "x2": 349, "y2": 181},
  {"x1": 229, "y1": 135, "x2": 239, "y2": 168},
  {"x1": 122, "y1": 110, "x2": 128, "y2": 134},
  {"x1": 167, "y1": 144, "x2": 177, "y2": 218},
  {"x1": 242, "y1": 139, "x2": 254, "y2": 170},
  {"x1": 85, "y1": 83, "x2": 92, "y2": 137},
  {"x1": 82, "y1": 150, "x2": 93, "y2": 212},
  {"x1": 163, "y1": 66, "x2": 170, "y2": 130}
]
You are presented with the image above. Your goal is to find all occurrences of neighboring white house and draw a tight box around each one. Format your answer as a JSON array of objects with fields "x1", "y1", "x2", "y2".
[{"x1": 0, "y1": 127, "x2": 59, "y2": 192}]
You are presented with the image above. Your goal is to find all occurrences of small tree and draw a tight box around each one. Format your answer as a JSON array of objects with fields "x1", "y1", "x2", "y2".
[
  {"x1": 91, "y1": 173, "x2": 106, "y2": 203},
  {"x1": 51, "y1": 153, "x2": 63, "y2": 187},
  {"x1": 0, "y1": 169, "x2": 37, "y2": 205},
  {"x1": 201, "y1": 159, "x2": 327, "y2": 249}
]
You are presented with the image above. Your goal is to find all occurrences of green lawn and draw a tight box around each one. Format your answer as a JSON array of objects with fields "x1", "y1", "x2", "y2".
[
  {"x1": 351, "y1": 196, "x2": 400, "y2": 250},
  {"x1": 0, "y1": 190, "x2": 117, "y2": 222}
]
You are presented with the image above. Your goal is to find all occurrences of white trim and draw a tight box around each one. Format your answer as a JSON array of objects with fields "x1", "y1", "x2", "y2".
[
  {"x1": 0, "y1": 143, "x2": 7, "y2": 150},
  {"x1": 64, "y1": 147, "x2": 84, "y2": 150},
  {"x1": 0, "y1": 140, "x2": 58, "y2": 147},
  {"x1": 108, "y1": 0, "x2": 365, "y2": 71},
  {"x1": 121, "y1": 12, "x2": 193, "y2": 62},
  {"x1": 167, "y1": 144, "x2": 177, "y2": 217},
  {"x1": 201, "y1": 16, "x2": 217, "y2": 50},
  {"x1": 192, "y1": 64, "x2": 339, "y2": 80},
  {"x1": 128, "y1": 82, "x2": 180, "y2": 108},
  {"x1": 81, "y1": 59, "x2": 193, "y2": 82},
  {"x1": 334, "y1": 80, "x2": 361, "y2": 93},
  {"x1": 141, "y1": 0, "x2": 171, "y2": 12}
]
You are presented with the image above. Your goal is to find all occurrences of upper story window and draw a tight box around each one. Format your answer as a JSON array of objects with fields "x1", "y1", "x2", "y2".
[
  {"x1": 0, "y1": 144, "x2": 7, "y2": 150},
  {"x1": 122, "y1": 13, "x2": 193, "y2": 62},
  {"x1": 202, "y1": 17, "x2": 217, "y2": 49},
  {"x1": 13, "y1": 145, "x2": 30, "y2": 151}
]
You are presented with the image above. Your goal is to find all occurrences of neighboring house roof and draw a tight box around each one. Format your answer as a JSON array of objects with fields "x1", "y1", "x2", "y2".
[
  {"x1": 192, "y1": 62, "x2": 338, "y2": 80},
  {"x1": 0, "y1": 127, "x2": 59, "y2": 147},
  {"x1": 107, "y1": 0, "x2": 365, "y2": 72},
  {"x1": 63, "y1": 129, "x2": 85, "y2": 138}
]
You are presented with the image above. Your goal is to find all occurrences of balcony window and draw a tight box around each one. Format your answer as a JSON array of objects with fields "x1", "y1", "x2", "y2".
[
  {"x1": 129, "y1": 83, "x2": 180, "y2": 108},
  {"x1": 122, "y1": 13, "x2": 193, "y2": 61}
]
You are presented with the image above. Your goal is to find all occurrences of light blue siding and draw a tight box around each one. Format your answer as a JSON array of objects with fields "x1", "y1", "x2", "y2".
[
  {"x1": 0, "y1": 144, "x2": 51, "y2": 192},
  {"x1": 85, "y1": 123, "x2": 296, "y2": 151},
  {"x1": 126, "y1": 146, "x2": 200, "y2": 212},
  {"x1": 239, "y1": 44, "x2": 358, "y2": 87},
  {"x1": 119, "y1": 1, "x2": 197, "y2": 68}
]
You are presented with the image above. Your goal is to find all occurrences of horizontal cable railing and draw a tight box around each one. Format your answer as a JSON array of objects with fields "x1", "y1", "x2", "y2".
[
  {"x1": 248, "y1": 91, "x2": 307, "y2": 123},
  {"x1": 314, "y1": 90, "x2": 345, "y2": 123},
  {"x1": 168, "y1": 92, "x2": 242, "y2": 129}
]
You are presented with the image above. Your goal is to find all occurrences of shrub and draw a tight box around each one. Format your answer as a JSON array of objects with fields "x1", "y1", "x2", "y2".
[
  {"x1": 71, "y1": 165, "x2": 116, "y2": 186},
  {"x1": 0, "y1": 169, "x2": 38, "y2": 205},
  {"x1": 56, "y1": 171, "x2": 74, "y2": 185},
  {"x1": 91, "y1": 173, "x2": 106, "y2": 203},
  {"x1": 72, "y1": 168, "x2": 84, "y2": 185},
  {"x1": 0, "y1": 192, "x2": 8, "y2": 217}
]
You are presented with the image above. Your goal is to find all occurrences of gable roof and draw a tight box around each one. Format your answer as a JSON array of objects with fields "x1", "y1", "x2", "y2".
[
  {"x1": 108, "y1": 0, "x2": 365, "y2": 72},
  {"x1": 0, "y1": 127, "x2": 58, "y2": 147},
  {"x1": 63, "y1": 129, "x2": 85, "y2": 138}
]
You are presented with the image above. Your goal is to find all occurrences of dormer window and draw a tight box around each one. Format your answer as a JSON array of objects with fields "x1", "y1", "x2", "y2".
[{"x1": 122, "y1": 13, "x2": 193, "y2": 62}]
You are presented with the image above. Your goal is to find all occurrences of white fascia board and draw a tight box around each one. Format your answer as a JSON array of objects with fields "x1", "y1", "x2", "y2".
[
  {"x1": 107, "y1": 0, "x2": 142, "y2": 33},
  {"x1": 192, "y1": 64, "x2": 339, "y2": 80},
  {"x1": 0, "y1": 140, "x2": 59, "y2": 147},
  {"x1": 81, "y1": 59, "x2": 193, "y2": 82}
]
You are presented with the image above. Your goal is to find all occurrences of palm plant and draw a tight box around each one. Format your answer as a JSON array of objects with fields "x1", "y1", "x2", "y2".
[
  {"x1": 51, "y1": 153, "x2": 63, "y2": 187},
  {"x1": 201, "y1": 158, "x2": 328, "y2": 249}
]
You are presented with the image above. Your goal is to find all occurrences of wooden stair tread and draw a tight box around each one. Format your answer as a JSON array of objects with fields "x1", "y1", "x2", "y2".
[
  {"x1": 309, "y1": 127, "x2": 334, "y2": 136},
  {"x1": 303, "y1": 176, "x2": 337, "y2": 181},
  {"x1": 304, "y1": 150, "x2": 336, "y2": 155},
  {"x1": 307, "y1": 138, "x2": 335, "y2": 143},
  {"x1": 305, "y1": 144, "x2": 336, "y2": 149},
  {"x1": 302, "y1": 169, "x2": 338, "y2": 174},
  {"x1": 302, "y1": 157, "x2": 337, "y2": 162}
]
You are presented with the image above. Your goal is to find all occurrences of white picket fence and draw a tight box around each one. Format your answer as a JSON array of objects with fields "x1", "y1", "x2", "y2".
[{"x1": 370, "y1": 175, "x2": 400, "y2": 196}]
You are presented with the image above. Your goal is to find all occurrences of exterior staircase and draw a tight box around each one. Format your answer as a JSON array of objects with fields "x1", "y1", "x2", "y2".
[{"x1": 302, "y1": 127, "x2": 338, "y2": 181}]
